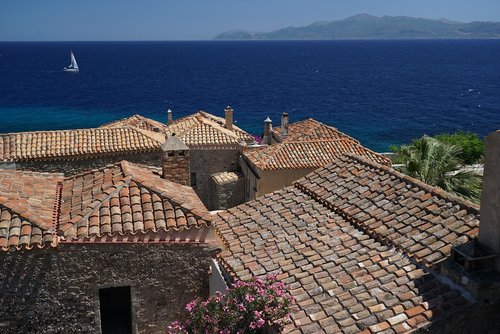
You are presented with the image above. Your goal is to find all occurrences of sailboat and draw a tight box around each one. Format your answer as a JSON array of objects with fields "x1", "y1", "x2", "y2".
[{"x1": 63, "y1": 50, "x2": 79, "y2": 72}]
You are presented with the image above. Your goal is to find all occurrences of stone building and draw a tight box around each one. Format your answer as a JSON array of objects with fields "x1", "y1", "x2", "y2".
[
  {"x1": 0, "y1": 109, "x2": 254, "y2": 210},
  {"x1": 0, "y1": 115, "x2": 167, "y2": 175},
  {"x1": 0, "y1": 160, "x2": 219, "y2": 334},
  {"x1": 240, "y1": 116, "x2": 391, "y2": 201},
  {"x1": 213, "y1": 145, "x2": 500, "y2": 333},
  {"x1": 158, "y1": 108, "x2": 253, "y2": 210}
]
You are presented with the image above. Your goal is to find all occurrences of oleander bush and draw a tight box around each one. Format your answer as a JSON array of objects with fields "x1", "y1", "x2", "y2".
[{"x1": 167, "y1": 275, "x2": 294, "y2": 334}]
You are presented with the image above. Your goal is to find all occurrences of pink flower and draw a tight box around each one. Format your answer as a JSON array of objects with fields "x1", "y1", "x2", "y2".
[{"x1": 244, "y1": 294, "x2": 255, "y2": 303}]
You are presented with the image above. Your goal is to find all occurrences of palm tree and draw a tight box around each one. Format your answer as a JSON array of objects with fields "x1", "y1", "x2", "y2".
[{"x1": 392, "y1": 136, "x2": 482, "y2": 202}]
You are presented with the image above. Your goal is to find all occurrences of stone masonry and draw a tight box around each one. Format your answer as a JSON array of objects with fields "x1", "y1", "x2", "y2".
[
  {"x1": 210, "y1": 171, "x2": 245, "y2": 210},
  {"x1": 161, "y1": 136, "x2": 191, "y2": 186},
  {"x1": 15, "y1": 152, "x2": 162, "y2": 176},
  {"x1": 190, "y1": 149, "x2": 241, "y2": 209},
  {"x1": 0, "y1": 243, "x2": 219, "y2": 334}
]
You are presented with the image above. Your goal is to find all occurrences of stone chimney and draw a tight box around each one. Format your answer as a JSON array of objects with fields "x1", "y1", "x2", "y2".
[
  {"x1": 161, "y1": 134, "x2": 190, "y2": 186},
  {"x1": 225, "y1": 106, "x2": 233, "y2": 131},
  {"x1": 167, "y1": 109, "x2": 173, "y2": 125},
  {"x1": 479, "y1": 130, "x2": 500, "y2": 272},
  {"x1": 262, "y1": 117, "x2": 273, "y2": 145},
  {"x1": 281, "y1": 112, "x2": 289, "y2": 138}
]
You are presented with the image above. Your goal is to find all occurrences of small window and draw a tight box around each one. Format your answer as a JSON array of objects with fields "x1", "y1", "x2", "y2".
[
  {"x1": 179, "y1": 150, "x2": 186, "y2": 156},
  {"x1": 168, "y1": 151, "x2": 175, "y2": 157},
  {"x1": 99, "y1": 286, "x2": 132, "y2": 334},
  {"x1": 191, "y1": 172, "x2": 197, "y2": 188}
]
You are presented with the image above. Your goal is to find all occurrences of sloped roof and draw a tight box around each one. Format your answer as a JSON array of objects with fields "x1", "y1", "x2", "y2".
[
  {"x1": 101, "y1": 114, "x2": 169, "y2": 133},
  {"x1": 0, "y1": 127, "x2": 163, "y2": 162},
  {"x1": 59, "y1": 161, "x2": 212, "y2": 242},
  {"x1": 0, "y1": 111, "x2": 253, "y2": 162},
  {"x1": 0, "y1": 161, "x2": 212, "y2": 250},
  {"x1": 164, "y1": 111, "x2": 254, "y2": 148},
  {"x1": 244, "y1": 139, "x2": 390, "y2": 170},
  {"x1": 0, "y1": 170, "x2": 63, "y2": 250},
  {"x1": 215, "y1": 154, "x2": 478, "y2": 333},
  {"x1": 274, "y1": 118, "x2": 358, "y2": 142},
  {"x1": 244, "y1": 118, "x2": 390, "y2": 170},
  {"x1": 295, "y1": 154, "x2": 479, "y2": 266}
]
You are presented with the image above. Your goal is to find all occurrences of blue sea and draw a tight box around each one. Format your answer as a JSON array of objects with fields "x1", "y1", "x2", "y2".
[{"x1": 1, "y1": 40, "x2": 499, "y2": 152}]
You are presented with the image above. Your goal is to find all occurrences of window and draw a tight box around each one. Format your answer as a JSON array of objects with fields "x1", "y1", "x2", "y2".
[
  {"x1": 99, "y1": 286, "x2": 133, "y2": 334},
  {"x1": 191, "y1": 172, "x2": 197, "y2": 188}
]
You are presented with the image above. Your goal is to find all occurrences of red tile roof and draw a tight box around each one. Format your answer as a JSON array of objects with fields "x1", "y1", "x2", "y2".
[
  {"x1": 0, "y1": 127, "x2": 163, "y2": 162},
  {"x1": 165, "y1": 111, "x2": 254, "y2": 148},
  {"x1": 296, "y1": 154, "x2": 479, "y2": 267},
  {"x1": 0, "y1": 111, "x2": 253, "y2": 163},
  {"x1": 245, "y1": 118, "x2": 391, "y2": 170},
  {"x1": 0, "y1": 170, "x2": 63, "y2": 250},
  {"x1": 59, "y1": 161, "x2": 212, "y2": 242},
  {"x1": 215, "y1": 154, "x2": 477, "y2": 333},
  {"x1": 244, "y1": 139, "x2": 390, "y2": 170},
  {"x1": 101, "y1": 114, "x2": 168, "y2": 133},
  {"x1": 274, "y1": 118, "x2": 358, "y2": 142},
  {"x1": 0, "y1": 161, "x2": 212, "y2": 250}
]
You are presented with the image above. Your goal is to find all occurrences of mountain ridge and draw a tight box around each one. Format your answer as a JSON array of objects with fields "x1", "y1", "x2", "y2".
[{"x1": 214, "y1": 14, "x2": 500, "y2": 40}]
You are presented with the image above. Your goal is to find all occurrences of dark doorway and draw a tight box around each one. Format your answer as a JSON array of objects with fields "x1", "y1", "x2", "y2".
[{"x1": 99, "y1": 286, "x2": 133, "y2": 334}]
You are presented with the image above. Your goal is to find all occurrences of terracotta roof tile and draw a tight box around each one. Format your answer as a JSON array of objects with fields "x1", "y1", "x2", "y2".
[
  {"x1": 295, "y1": 154, "x2": 479, "y2": 267},
  {"x1": 215, "y1": 154, "x2": 477, "y2": 333},
  {"x1": 0, "y1": 161, "x2": 212, "y2": 250},
  {"x1": 275, "y1": 118, "x2": 358, "y2": 142},
  {"x1": 59, "y1": 161, "x2": 211, "y2": 242},
  {"x1": 101, "y1": 114, "x2": 168, "y2": 133},
  {"x1": 165, "y1": 111, "x2": 253, "y2": 148},
  {"x1": 244, "y1": 139, "x2": 390, "y2": 170},
  {"x1": 245, "y1": 118, "x2": 390, "y2": 170},
  {"x1": 0, "y1": 170, "x2": 63, "y2": 250},
  {"x1": 0, "y1": 127, "x2": 162, "y2": 162}
]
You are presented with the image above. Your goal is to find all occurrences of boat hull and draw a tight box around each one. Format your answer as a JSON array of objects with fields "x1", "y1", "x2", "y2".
[{"x1": 63, "y1": 67, "x2": 79, "y2": 72}]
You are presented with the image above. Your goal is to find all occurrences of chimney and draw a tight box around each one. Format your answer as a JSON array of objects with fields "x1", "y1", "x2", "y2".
[
  {"x1": 479, "y1": 130, "x2": 500, "y2": 272},
  {"x1": 281, "y1": 112, "x2": 289, "y2": 138},
  {"x1": 161, "y1": 134, "x2": 191, "y2": 186},
  {"x1": 167, "y1": 109, "x2": 173, "y2": 125},
  {"x1": 262, "y1": 116, "x2": 273, "y2": 145},
  {"x1": 225, "y1": 106, "x2": 233, "y2": 131}
]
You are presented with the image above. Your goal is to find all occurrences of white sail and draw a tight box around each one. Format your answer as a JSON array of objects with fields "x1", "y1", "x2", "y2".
[
  {"x1": 70, "y1": 51, "x2": 79, "y2": 70},
  {"x1": 64, "y1": 50, "x2": 79, "y2": 72}
]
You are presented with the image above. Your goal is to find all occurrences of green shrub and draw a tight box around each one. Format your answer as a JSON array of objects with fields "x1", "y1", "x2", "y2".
[{"x1": 433, "y1": 131, "x2": 484, "y2": 164}]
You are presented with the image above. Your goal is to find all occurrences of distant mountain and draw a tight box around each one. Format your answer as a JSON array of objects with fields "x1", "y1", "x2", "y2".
[{"x1": 214, "y1": 14, "x2": 500, "y2": 40}]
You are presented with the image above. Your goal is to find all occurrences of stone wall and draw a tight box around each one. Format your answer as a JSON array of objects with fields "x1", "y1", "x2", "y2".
[
  {"x1": 16, "y1": 151, "x2": 162, "y2": 176},
  {"x1": 209, "y1": 171, "x2": 245, "y2": 210},
  {"x1": 415, "y1": 302, "x2": 500, "y2": 334},
  {"x1": 162, "y1": 150, "x2": 190, "y2": 186},
  {"x1": 0, "y1": 243, "x2": 219, "y2": 334},
  {"x1": 190, "y1": 149, "x2": 240, "y2": 208}
]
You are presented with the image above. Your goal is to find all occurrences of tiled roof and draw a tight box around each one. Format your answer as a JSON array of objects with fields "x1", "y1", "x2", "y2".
[
  {"x1": 215, "y1": 154, "x2": 477, "y2": 333},
  {"x1": 165, "y1": 111, "x2": 254, "y2": 148},
  {"x1": 0, "y1": 161, "x2": 212, "y2": 250},
  {"x1": 245, "y1": 118, "x2": 391, "y2": 170},
  {"x1": 244, "y1": 140, "x2": 390, "y2": 170},
  {"x1": 211, "y1": 171, "x2": 242, "y2": 186},
  {"x1": 0, "y1": 170, "x2": 63, "y2": 250},
  {"x1": 101, "y1": 114, "x2": 168, "y2": 133},
  {"x1": 295, "y1": 155, "x2": 479, "y2": 267},
  {"x1": 274, "y1": 118, "x2": 358, "y2": 142},
  {"x1": 59, "y1": 161, "x2": 212, "y2": 242},
  {"x1": 0, "y1": 127, "x2": 163, "y2": 162}
]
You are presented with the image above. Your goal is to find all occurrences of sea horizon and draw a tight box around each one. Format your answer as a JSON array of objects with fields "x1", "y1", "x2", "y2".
[{"x1": 1, "y1": 39, "x2": 499, "y2": 152}]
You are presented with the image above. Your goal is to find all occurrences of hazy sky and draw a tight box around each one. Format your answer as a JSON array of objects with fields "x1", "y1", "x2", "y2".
[{"x1": 2, "y1": 0, "x2": 500, "y2": 41}]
